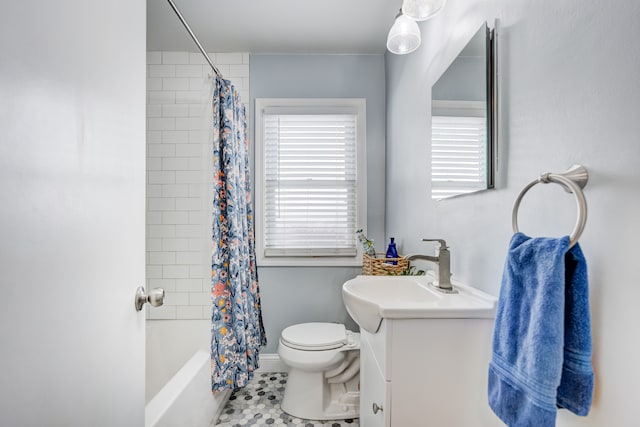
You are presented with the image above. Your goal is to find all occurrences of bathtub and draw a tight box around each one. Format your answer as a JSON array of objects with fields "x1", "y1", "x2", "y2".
[
  {"x1": 145, "y1": 320, "x2": 230, "y2": 427},
  {"x1": 145, "y1": 350, "x2": 230, "y2": 427}
]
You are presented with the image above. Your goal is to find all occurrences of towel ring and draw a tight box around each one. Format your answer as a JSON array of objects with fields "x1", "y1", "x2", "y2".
[{"x1": 512, "y1": 165, "x2": 588, "y2": 248}]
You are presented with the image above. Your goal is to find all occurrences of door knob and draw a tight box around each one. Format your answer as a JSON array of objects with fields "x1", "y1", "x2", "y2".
[
  {"x1": 135, "y1": 286, "x2": 165, "y2": 311},
  {"x1": 372, "y1": 403, "x2": 383, "y2": 414}
]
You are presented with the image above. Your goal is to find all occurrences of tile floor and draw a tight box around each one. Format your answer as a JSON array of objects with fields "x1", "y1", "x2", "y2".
[{"x1": 214, "y1": 372, "x2": 359, "y2": 426}]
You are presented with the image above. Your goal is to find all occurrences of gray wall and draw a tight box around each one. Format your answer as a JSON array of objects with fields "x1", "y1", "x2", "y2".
[
  {"x1": 432, "y1": 56, "x2": 486, "y2": 101},
  {"x1": 386, "y1": 0, "x2": 640, "y2": 425},
  {"x1": 250, "y1": 54, "x2": 386, "y2": 353}
]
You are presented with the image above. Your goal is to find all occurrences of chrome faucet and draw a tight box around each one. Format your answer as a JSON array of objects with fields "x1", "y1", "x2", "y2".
[{"x1": 406, "y1": 239, "x2": 457, "y2": 293}]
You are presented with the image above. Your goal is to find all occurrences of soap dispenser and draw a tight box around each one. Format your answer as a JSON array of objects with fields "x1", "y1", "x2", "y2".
[{"x1": 385, "y1": 237, "x2": 399, "y2": 265}]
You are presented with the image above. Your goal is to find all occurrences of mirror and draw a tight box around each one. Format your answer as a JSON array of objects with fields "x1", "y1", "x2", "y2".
[{"x1": 431, "y1": 23, "x2": 496, "y2": 200}]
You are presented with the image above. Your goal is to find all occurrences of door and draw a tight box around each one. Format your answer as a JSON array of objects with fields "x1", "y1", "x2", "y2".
[{"x1": 0, "y1": 1, "x2": 147, "y2": 425}]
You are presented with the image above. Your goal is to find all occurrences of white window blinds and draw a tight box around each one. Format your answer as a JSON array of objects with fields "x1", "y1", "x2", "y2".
[
  {"x1": 431, "y1": 115, "x2": 487, "y2": 199},
  {"x1": 262, "y1": 112, "x2": 358, "y2": 257}
]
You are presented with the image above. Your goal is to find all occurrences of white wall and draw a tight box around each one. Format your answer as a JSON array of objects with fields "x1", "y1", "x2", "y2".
[
  {"x1": 145, "y1": 51, "x2": 249, "y2": 320},
  {"x1": 386, "y1": 0, "x2": 640, "y2": 425}
]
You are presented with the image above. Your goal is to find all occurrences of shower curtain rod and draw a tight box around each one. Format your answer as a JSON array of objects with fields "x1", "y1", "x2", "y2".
[{"x1": 166, "y1": 0, "x2": 223, "y2": 79}]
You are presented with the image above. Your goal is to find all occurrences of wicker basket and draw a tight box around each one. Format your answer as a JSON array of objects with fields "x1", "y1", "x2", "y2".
[{"x1": 362, "y1": 253, "x2": 409, "y2": 276}]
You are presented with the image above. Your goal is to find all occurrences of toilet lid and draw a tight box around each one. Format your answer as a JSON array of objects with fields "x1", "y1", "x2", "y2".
[{"x1": 281, "y1": 322, "x2": 347, "y2": 351}]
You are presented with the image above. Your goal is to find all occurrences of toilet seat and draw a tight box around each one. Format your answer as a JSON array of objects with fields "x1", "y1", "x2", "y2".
[{"x1": 281, "y1": 322, "x2": 347, "y2": 351}]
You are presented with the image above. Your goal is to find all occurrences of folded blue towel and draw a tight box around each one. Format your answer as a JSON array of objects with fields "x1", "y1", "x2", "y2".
[{"x1": 488, "y1": 232, "x2": 594, "y2": 426}]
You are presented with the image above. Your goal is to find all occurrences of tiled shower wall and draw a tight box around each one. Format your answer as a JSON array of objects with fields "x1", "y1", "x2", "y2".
[{"x1": 145, "y1": 51, "x2": 250, "y2": 319}]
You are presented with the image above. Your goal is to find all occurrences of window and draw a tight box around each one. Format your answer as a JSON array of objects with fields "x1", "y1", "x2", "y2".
[
  {"x1": 255, "y1": 99, "x2": 366, "y2": 266},
  {"x1": 431, "y1": 100, "x2": 488, "y2": 200}
]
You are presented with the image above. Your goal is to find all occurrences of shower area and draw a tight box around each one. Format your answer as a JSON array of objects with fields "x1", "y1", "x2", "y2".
[
  {"x1": 144, "y1": 2, "x2": 257, "y2": 425},
  {"x1": 144, "y1": 50, "x2": 254, "y2": 424}
]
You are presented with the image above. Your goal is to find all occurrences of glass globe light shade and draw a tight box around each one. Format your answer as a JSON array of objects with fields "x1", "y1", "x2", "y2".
[
  {"x1": 401, "y1": 0, "x2": 446, "y2": 21},
  {"x1": 386, "y1": 14, "x2": 421, "y2": 55}
]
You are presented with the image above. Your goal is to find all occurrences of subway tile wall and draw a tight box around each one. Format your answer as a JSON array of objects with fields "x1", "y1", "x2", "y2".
[{"x1": 146, "y1": 51, "x2": 250, "y2": 319}]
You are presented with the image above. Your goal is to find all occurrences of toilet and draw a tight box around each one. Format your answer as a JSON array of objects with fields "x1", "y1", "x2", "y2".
[{"x1": 278, "y1": 322, "x2": 360, "y2": 420}]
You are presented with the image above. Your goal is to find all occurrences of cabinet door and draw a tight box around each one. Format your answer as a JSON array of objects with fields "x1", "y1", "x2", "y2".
[{"x1": 360, "y1": 338, "x2": 391, "y2": 427}]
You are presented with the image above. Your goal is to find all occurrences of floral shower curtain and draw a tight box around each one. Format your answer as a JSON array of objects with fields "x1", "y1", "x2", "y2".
[{"x1": 211, "y1": 76, "x2": 266, "y2": 392}]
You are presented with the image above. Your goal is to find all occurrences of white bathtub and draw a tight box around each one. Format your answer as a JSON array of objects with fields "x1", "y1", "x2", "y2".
[
  {"x1": 145, "y1": 320, "x2": 231, "y2": 427},
  {"x1": 145, "y1": 350, "x2": 230, "y2": 427}
]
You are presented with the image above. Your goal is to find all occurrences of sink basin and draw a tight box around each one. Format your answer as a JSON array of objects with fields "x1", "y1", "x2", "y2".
[{"x1": 342, "y1": 275, "x2": 497, "y2": 333}]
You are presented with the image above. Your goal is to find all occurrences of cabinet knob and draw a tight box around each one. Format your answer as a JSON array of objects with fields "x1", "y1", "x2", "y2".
[{"x1": 372, "y1": 403, "x2": 383, "y2": 414}]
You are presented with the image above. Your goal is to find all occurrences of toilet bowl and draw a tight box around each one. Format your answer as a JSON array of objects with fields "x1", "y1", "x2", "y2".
[{"x1": 278, "y1": 322, "x2": 360, "y2": 420}]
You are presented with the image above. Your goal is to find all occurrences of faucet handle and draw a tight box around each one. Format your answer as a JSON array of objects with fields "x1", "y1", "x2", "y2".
[{"x1": 422, "y1": 238, "x2": 448, "y2": 248}]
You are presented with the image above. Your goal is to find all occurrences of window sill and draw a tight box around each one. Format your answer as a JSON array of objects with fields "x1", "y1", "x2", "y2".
[{"x1": 256, "y1": 256, "x2": 363, "y2": 268}]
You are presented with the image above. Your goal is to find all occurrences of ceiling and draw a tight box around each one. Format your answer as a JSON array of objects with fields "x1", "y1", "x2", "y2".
[{"x1": 147, "y1": 0, "x2": 402, "y2": 54}]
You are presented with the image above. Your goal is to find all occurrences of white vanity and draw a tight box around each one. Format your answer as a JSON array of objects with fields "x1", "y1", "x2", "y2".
[{"x1": 343, "y1": 275, "x2": 503, "y2": 426}]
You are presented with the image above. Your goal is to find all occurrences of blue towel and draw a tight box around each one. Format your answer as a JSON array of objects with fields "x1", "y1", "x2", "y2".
[{"x1": 488, "y1": 233, "x2": 594, "y2": 426}]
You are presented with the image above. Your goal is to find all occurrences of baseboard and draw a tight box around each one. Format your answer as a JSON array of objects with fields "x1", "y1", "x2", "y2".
[{"x1": 257, "y1": 353, "x2": 288, "y2": 373}]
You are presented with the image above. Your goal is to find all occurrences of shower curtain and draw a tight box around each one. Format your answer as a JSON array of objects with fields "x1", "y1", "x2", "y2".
[{"x1": 210, "y1": 76, "x2": 266, "y2": 392}]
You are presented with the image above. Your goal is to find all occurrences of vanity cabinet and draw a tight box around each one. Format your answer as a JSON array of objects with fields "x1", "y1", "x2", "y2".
[
  {"x1": 360, "y1": 330, "x2": 390, "y2": 426},
  {"x1": 359, "y1": 317, "x2": 501, "y2": 426}
]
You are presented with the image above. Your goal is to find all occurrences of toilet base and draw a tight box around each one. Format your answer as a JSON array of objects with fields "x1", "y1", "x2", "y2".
[{"x1": 282, "y1": 369, "x2": 360, "y2": 420}]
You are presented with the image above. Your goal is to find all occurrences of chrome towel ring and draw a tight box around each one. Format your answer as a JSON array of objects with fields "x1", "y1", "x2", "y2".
[{"x1": 512, "y1": 165, "x2": 588, "y2": 248}]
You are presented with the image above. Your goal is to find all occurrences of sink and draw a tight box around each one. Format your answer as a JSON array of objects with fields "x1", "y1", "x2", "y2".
[{"x1": 342, "y1": 275, "x2": 497, "y2": 333}]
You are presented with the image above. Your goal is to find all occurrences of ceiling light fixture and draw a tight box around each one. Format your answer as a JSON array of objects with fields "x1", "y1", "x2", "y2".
[
  {"x1": 401, "y1": 0, "x2": 446, "y2": 21},
  {"x1": 386, "y1": 9, "x2": 421, "y2": 55}
]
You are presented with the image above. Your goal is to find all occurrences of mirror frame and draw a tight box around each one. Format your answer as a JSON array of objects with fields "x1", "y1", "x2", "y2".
[{"x1": 487, "y1": 22, "x2": 496, "y2": 190}]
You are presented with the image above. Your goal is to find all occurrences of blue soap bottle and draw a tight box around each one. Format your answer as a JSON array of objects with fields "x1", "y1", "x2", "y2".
[{"x1": 385, "y1": 237, "x2": 398, "y2": 265}]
